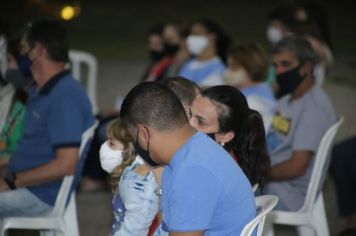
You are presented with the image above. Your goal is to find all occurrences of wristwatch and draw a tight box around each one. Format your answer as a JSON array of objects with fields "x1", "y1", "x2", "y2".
[{"x1": 3, "y1": 169, "x2": 16, "y2": 190}]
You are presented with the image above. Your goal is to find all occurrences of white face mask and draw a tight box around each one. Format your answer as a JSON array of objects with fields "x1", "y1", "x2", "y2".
[
  {"x1": 266, "y1": 26, "x2": 283, "y2": 44},
  {"x1": 99, "y1": 141, "x2": 123, "y2": 173},
  {"x1": 186, "y1": 35, "x2": 209, "y2": 56},
  {"x1": 223, "y1": 68, "x2": 249, "y2": 87}
]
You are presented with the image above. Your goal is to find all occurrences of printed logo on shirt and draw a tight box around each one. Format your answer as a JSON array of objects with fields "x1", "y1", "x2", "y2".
[
  {"x1": 32, "y1": 110, "x2": 41, "y2": 119},
  {"x1": 271, "y1": 112, "x2": 291, "y2": 135}
]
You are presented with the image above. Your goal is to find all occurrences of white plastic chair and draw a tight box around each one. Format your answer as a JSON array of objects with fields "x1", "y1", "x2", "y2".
[
  {"x1": 241, "y1": 195, "x2": 279, "y2": 236},
  {"x1": 252, "y1": 183, "x2": 259, "y2": 193},
  {"x1": 0, "y1": 36, "x2": 7, "y2": 75},
  {"x1": 69, "y1": 50, "x2": 98, "y2": 114},
  {"x1": 264, "y1": 117, "x2": 344, "y2": 236},
  {"x1": 0, "y1": 120, "x2": 98, "y2": 236},
  {"x1": 0, "y1": 84, "x2": 15, "y2": 132}
]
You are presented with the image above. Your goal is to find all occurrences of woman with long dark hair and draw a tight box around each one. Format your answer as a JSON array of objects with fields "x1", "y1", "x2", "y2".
[{"x1": 190, "y1": 85, "x2": 270, "y2": 188}]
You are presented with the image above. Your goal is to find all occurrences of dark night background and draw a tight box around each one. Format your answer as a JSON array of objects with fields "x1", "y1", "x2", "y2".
[{"x1": 1, "y1": 1, "x2": 355, "y2": 57}]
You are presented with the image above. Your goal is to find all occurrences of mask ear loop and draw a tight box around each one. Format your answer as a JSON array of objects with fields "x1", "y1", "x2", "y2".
[
  {"x1": 135, "y1": 128, "x2": 140, "y2": 145},
  {"x1": 144, "y1": 127, "x2": 150, "y2": 153}
]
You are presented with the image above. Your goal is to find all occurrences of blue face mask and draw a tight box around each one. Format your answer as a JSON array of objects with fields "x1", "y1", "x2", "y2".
[{"x1": 17, "y1": 53, "x2": 33, "y2": 78}]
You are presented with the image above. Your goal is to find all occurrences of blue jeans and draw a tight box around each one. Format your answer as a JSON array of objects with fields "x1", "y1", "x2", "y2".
[{"x1": 0, "y1": 188, "x2": 52, "y2": 218}]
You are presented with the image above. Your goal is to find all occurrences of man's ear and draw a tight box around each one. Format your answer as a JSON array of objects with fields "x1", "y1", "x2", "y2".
[
  {"x1": 32, "y1": 42, "x2": 46, "y2": 59},
  {"x1": 140, "y1": 125, "x2": 155, "y2": 142},
  {"x1": 301, "y1": 60, "x2": 314, "y2": 77}
]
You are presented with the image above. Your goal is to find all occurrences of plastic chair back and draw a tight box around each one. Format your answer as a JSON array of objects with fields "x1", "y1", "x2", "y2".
[
  {"x1": 0, "y1": 85, "x2": 15, "y2": 132},
  {"x1": 298, "y1": 117, "x2": 343, "y2": 213},
  {"x1": 252, "y1": 183, "x2": 259, "y2": 193},
  {"x1": 241, "y1": 195, "x2": 279, "y2": 236},
  {"x1": 69, "y1": 50, "x2": 98, "y2": 114},
  {"x1": 49, "y1": 120, "x2": 98, "y2": 217}
]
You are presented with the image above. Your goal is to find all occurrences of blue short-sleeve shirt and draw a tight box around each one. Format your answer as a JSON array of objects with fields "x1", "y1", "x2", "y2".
[
  {"x1": 161, "y1": 132, "x2": 256, "y2": 235},
  {"x1": 9, "y1": 70, "x2": 94, "y2": 206}
]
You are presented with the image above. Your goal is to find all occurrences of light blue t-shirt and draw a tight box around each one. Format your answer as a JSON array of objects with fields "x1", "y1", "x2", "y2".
[
  {"x1": 265, "y1": 86, "x2": 336, "y2": 211},
  {"x1": 241, "y1": 83, "x2": 276, "y2": 131},
  {"x1": 161, "y1": 132, "x2": 256, "y2": 235},
  {"x1": 241, "y1": 83, "x2": 275, "y2": 102},
  {"x1": 178, "y1": 57, "x2": 225, "y2": 87}
]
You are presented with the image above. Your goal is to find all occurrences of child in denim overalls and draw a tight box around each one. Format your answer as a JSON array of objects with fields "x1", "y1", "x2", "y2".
[{"x1": 99, "y1": 119, "x2": 160, "y2": 236}]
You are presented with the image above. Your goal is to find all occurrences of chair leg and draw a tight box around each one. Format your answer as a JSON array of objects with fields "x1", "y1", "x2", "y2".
[
  {"x1": 297, "y1": 226, "x2": 315, "y2": 236},
  {"x1": 0, "y1": 229, "x2": 6, "y2": 236},
  {"x1": 262, "y1": 222, "x2": 275, "y2": 236},
  {"x1": 40, "y1": 230, "x2": 56, "y2": 236},
  {"x1": 41, "y1": 230, "x2": 66, "y2": 236},
  {"x1": 312, "y1": 195, "x2": 330, "y2": 236},
  {"x1": 64, "y1": 195, "x2": 80, "y2": 236}
]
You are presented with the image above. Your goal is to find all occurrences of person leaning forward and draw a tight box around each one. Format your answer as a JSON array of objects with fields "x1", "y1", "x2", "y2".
[{"x1": 120, "y1": 82, "x2": 256, "y2": 236}]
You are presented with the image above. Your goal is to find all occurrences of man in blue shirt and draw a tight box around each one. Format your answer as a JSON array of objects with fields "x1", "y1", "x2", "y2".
[
  {"x1": 0, "y1": 19, "x2": 94, "y2": 217},
  {"x1": 120, "y1": 82, "x2": 256, "y2": 236}
]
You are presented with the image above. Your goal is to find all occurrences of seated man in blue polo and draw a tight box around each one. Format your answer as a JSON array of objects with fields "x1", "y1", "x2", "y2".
[
  {"x1": 0, "y1": 19, "x2": 94, "y2": 217},
  {"x1": 120, "y1": 82, "x2": 256, "y2": 236}
]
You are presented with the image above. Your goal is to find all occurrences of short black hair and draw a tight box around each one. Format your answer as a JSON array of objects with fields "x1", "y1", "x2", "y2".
[
  {"x1": 120, "y1": 82, "x2": 188, "y2": 131},
  {"x1": 161, "y1": 76, "x2": 201, "y2": 106},
  {"x1": 25, "y1": 19, "x2": 69, "y2": 63}
]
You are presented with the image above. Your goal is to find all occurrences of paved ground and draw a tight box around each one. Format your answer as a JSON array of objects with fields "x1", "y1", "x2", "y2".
[{"x1": 9, "y1": 59, "x2": 356, "y2": 236}]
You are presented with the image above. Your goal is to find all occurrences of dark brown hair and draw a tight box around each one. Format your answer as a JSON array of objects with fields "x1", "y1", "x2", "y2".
[{"x1": 228, "y1": 43, "x2": 269, "y2": 82}]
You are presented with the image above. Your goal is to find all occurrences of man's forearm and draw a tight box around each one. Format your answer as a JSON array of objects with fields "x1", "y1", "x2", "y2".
[
  {"x1": 14, "y1": 157, "x2": 76, "y2": 188},
  {"x1": 269, "y1": 161, "x2": 301, "y2": 181},
  {"x1": 269, "y1": 151, "x2": 313, "y2": 181},
  {"x1": 6, "y1": 147, "x2": 79, "y2": 190}
]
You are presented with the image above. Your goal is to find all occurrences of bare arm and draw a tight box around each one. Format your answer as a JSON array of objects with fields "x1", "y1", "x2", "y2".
[
  {"x1": 169, "y1": 232, "x2": 204, "y2": 236},
  {"x1": 0, "y1": 147, "x2": 78, "y2": 191},
  {"x1": 269, "y1": 150, "x2": 313, "y2": 181}
]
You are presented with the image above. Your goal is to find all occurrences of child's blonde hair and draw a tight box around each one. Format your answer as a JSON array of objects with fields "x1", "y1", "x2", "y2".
[{"x1": 107, "y1": 118, "x2": 136, "y2": 193}]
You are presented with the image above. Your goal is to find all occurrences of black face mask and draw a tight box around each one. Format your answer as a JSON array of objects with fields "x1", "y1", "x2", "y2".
[
  {"x1": 276, "y1": 65, "x2": 305, "y2": 96},
  {"x1": 5, "y1": 69, "x2": 32, "y2": 90},
  {"x1": 164, "y1": 43, "x2": 180, "y2": 56},
  {"x1": 149, "y1": 50, "x2": 165, "y2": 62},
  {"x1": 134, "y1": 128, "x2": 160, "y2": 167},
  {"x1": 206, "y1": 132, "x2": 219, "y2": 141}
]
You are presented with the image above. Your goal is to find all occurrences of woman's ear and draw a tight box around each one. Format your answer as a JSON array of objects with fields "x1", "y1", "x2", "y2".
[{"x1": 216, "y1": 131, "x2": 234, "y2": 145}]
